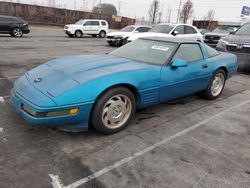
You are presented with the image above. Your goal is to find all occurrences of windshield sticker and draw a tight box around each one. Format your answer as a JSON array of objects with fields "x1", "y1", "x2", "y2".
[{"x1": 151, "y1": 45, "x2": 169, "y2": 52}]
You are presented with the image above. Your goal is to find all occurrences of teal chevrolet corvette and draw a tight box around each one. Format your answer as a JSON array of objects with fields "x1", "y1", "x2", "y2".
[{"x1": 11, "y1": 37, "x2": 238, "y2": 134}]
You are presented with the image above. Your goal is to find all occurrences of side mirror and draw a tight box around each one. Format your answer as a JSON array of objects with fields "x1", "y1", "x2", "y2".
[
  {"x1": 229, "y1": 31, "x2": 235, "y2": 35},
  {"x1": 134, "y1": 30, "x2": 139, "y2": 33},
  {"x1": 172, "y1": 30, "x2": 178, "y2": 36},
  {"x1": 171, "y1": 59, "x2": 188, "y2": 68}
]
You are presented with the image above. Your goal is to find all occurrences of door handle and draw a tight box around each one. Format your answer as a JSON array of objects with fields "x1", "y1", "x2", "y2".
[{"x1": 202, "y1": 64, "x2": 208, "y2": 69}]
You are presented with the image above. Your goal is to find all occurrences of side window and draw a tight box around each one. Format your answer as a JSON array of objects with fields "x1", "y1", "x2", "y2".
[
  {"x1": 91, "y1": 21, "x2": 100, "y2": 26},
  {"x1": 184, "y1": 26, "x2": 197, "y2": 34},
  {"x1": 101, "y1": 21, "x2": 107, "y2": 26},
  {"x1": 136, "y1": 27, "x2": 151, "y2": 32},
  {"x1": 0, "y1": 17, "x2": 11, "y2": 22},
  {"x1": 206, "y1": 45, "x2": 220, "y2": 57},
  {"x1": 83, "y1": 21, "x2": 91, "y2": 26},
  {"x1": 174, "y1": 25, "x2": 184, "y2": 34},
  {"x1": 173, "y1": 44, "x2": 203, "y2": 62}
]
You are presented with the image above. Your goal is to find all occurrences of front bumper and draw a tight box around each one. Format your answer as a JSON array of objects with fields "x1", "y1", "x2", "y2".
[
  {"x1": 105, "y1": 37, "x2": 125, "y2": 45},
  {"x1": 22, "y1": 28, "x2": 30, "y2": 34},
  {"x1": 216, "y1": 44, "x2": 250, "y2": 73},
  {"x1": 204, "y1": 41, "x2": 218, "y2": 48},
  {"x1": 64, "y1": 29, "x2": 74, "y2": 35},
  {"x1": 10, "y1": 89, "x2": 94, "y2": 130},
  {"x1": 229, "y1": 52, "x2": 250, "y2": 73}
]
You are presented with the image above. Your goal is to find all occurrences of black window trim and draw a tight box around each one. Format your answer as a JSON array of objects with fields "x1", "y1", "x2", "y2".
[
  {"x1": 205, "y1": 44, "x2": 221, "y2": 58},
  {"x1": 101, "y1": 21, "x2": 107, "y2": 26},
  {"x1": 136, "y1": 26, "x2": 152, "y2": 32},
  {"x1": 184, "y1": 25, "x2": 198, "y2": 34}
]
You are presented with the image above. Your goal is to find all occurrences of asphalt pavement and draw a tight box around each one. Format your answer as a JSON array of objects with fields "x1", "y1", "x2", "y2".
[{"x1": 0, "y1": 26, "x2": 250, "y2": 188}]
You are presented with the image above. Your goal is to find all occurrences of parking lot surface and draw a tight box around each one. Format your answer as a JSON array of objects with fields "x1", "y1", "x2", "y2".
[{"x1": 0, "y1": 26, "x2": 250, "y2": 188}]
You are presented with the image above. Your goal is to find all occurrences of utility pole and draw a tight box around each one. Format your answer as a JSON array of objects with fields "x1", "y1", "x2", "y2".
[
  {"x1": 99, "y1": 0, "x2": 102, "y2": 15},
  {"x1": 168, "y1": 9, "x2": 172, "y2": 23},
  {"x1": 176, "y1": 0, "x2": 182, "y2": 23},
  {"x1": 93, "y1": 0, "x2": 96, "y2": 9},
  {"x1": 118, "y1": 1, "x2": 121, "y2": 15},
  {"x1": 74, "y1": 0, "x2": 76, "y2": 10},
  {"x1": 83, "y1": 0, "x2": 85, "y2": 11}
]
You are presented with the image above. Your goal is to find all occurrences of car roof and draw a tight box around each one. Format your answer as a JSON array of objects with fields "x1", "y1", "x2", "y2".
[
  {"x1": 142, "y1": 37, "x2": 200, "y2": 44},
  {"x1": 0, "y1": 15, "x2": 20, "y2": 19},
  {"x1": 156, "y1": 23, "x2": 197, "y2": 28},
  {"x1": 79, "y1": 19, "x2": 107, "y2": 21},
  {"x1": 133, "y1": 25, "x2": 152, "y2": 28}
]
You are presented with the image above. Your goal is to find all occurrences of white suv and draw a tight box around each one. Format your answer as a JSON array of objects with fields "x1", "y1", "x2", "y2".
[{"x1": 64, "y1": 19, "x2": 109, "y2": 38}]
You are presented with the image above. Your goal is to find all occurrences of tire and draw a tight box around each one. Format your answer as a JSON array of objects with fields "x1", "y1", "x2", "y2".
[
  {"x1": 99, "y1": 30, "x2": 106, "y2": 38},
  {"x1": 200, "y1": 69, "x2": 226, "y2": 100},
  {"x1": 92, "y1": 34, "x2": 97, "y2": 37},
  {"x1": 91, "y1": 87, "x2": 136, "y2": 134},
  {"x1": 75, "y1": 30, "x2": 82, "y2": 38},
  {"x1": 12, "y1": 28, "x2": 23, "y2": 37}
]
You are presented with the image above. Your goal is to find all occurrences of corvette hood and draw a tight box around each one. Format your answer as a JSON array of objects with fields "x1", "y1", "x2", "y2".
[
  {"x1": 128, "y1": 32, "x2": 171, "y2": 41},
  {"x1": 25, "y1": 55, "x2": 156, "y2": 97}
]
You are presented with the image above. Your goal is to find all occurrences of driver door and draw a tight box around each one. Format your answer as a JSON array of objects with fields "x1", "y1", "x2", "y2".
[
  {"x1": 82, "y1": 21, "x2": 92, "y2": 34},
  {"x1": 160, "y1": 43, "x2": 212, "y2": 102}
]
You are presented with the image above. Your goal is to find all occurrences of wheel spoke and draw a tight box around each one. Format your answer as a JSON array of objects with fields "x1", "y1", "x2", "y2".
[
  {"x1": 211, "y1": 72, "x2": 225, "y2": 97},
  {"x1": 101, "y1": 94, "x2": 132, "y2": 129}
]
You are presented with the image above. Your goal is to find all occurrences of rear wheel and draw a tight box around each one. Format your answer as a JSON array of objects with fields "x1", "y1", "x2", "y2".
[
  {"x1": 92, "y1": 87, "x2": 136, "y2": 134},
  {"x1": 75, "y1": 30, "x2": 82, "y2": 38},
  {"x1": 12, "y1": 28, "x2": 23, "y2": 37},
  {"x1": 201, "y1": 69, "x2": 226, "y2": 100},
  {"x1": 99, "y1": 30, "x2": 106, "y2": 38}
]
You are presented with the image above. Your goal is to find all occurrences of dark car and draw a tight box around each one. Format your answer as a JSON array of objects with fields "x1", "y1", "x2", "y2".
[
  {"x1": 0, "y1": 15, "x2": 30, "y2": 37},
  {"x1": 204, "y1": 26, "x2": 240, "y2": 48},
  {"x1": 198, "y1": 28, "x2": 210, "y2": 36},
  {"x1": 216, "y1": 23, "x2": 250, "y2": 73}
]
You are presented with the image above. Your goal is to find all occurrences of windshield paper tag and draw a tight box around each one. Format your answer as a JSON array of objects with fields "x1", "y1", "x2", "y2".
[{"x1": 151, "y1": 45, "x2": 169, "y2": 52}]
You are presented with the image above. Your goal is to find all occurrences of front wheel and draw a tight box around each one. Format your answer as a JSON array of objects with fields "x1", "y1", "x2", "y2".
[
  {"x1": 201, "y1": 69, "x2": 226, "y2": 100},
  {"x1": 12, "y1": 28, "x2": 23, "y2": 37},
  {"x1": 91, "y1": 87, "x2": 136, "y2": 134},
  {"x1": 75, "y1": 30, "x2": 82, "y2": 38},
  {"x1": 99, "y1": 31, "x2": 106, "y2": 38}
]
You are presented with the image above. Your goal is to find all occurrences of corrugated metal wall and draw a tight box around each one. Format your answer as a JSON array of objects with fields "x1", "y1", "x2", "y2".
[{"x1": 0, "y1": 2, "x2": 135, "y2": 29}]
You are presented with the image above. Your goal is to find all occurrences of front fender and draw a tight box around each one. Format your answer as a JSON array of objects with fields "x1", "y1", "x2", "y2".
[{"x1": 52, "y1": 68, "x2": 161, "y2": 106}]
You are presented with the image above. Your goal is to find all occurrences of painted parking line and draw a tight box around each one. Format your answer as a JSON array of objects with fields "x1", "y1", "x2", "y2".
[{"x1": 50, "y1": 99, "x2": 250, "y2": 188}]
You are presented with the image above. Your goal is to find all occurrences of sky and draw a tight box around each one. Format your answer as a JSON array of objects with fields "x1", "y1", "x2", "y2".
[{"x1": 2, "y1": 0, "x2": 250, "y2": 22}]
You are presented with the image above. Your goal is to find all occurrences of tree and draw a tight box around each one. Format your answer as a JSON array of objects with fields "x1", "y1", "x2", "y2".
[
  {"x1": 180, "y1": 0, "x2": 194, "y2": 24},
  {"x1": 148, "y1": 0, "x2": 160, "y2": 24},
  {"x1": 92, "y1": 3, "x2": 117, "y2": 15},
  {"x1": 206, "y1": 9, "x2": 215, "y2": 21},
  {"x1": 206, "y1": 9, "x2": 215, "y2": 30}
]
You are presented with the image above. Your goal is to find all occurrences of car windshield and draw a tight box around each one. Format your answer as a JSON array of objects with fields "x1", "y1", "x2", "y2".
[
  {"x1": 110, "y1": 39, "x2": 177, "y2": 65},
  {"x1": 213, "y1": 27, "x2": 233, "y2": 34},
  {"x1": 149, "y1": 25, "x2": 174, "y2": 34},
  {"x1": 235, "y1": 23, "x2": 250, "y2": 35},
  {"x1": 121, "y1": 26, "x2": 135, "y2": 32},
  {"x1": 75, "y1": 20, "x2": 85, "y2": 25},
  {"x1": 213, "y1": 28, "x2": 231, "y2": 34}
]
